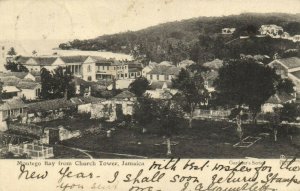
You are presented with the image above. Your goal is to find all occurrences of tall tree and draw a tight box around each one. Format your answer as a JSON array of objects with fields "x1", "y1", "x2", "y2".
[
  {"x1": 52, "y1": 66, "x2": 75, "y2": 99},
  {"x1": 40, "y1": 68, "x2": 53, "y2": 99},
  {"x1": 172, "y1": 68, "x2": 209, "y2": 128},
  {"x1": 5, "y1": 60, "x2": 29, "y2": 72},
  {"x1": 156, "y1": 99, "x2": 184, "y2": 156},
  {"x1": 214, "y1": 59, "x2": 289, "y2": 140},
  {"x1": 129, "y1": 77, "x2": 150, "y2": 97},
  {"x1": 133, "y1": 95, "x2": 159, "y2": 132},
  {"x1": 133, "y1": 96, "x2": 184, "y2": 156},
  {"x1": 40, "y1": 67, "x2": 75, "y2": 100},
  {"x1": 7, "y1": 47, "x2": 17, "y2": 56}
]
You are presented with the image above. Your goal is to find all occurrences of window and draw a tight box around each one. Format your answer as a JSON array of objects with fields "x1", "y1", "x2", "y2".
[
  {"x1": 107, "y1": 66, "x2": 109, "y2": 70},
  {"x1": 102, "y1": 66, "x2": 105, "y2": 70},
  {"x1": 114, "y1": 67, "x2": 116, "y2": 70},
  {"x1": 87, "y1": 65, "x2": 91, "y2": 72},
  {"x1": 88, "y1": 76, "x2": 92, "y2": 81},
  {"x1": 150, "y1": 74, "x2": 153, "y2": 80},
  {"x1": 125, "y1": 73, "x2": 127, "y2": 78},
  {"x1": 156, "y1": 74, "x2": 159, "y2": 80},
  {"x1": 121, "y1": 74, "x2": 124, "y2": 77}
]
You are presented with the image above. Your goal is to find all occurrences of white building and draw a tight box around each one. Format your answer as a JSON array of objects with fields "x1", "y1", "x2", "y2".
[
  {"x1": 259, "y1": 25, "x2": 284, "y2": 38},
  {"x1": 222, "y1": 28, "x2": 236, "y2": 35}
]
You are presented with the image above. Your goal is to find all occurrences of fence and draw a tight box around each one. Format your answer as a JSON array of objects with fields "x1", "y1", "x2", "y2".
[{"x1": 8, "y1": 143, "x2": 54, "y2": 159}]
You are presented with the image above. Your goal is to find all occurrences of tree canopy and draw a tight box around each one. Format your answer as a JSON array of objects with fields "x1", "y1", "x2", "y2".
[
  {"x1": 172, "y1": 68, "x2": 209, "y2": 127},
  {"x1": 7, "y1": 47, "x2": 17, "y2": 56},
  {"x1": 214, "y1": 59, "x2": 293, "y2": 117},
  {"x1": 129, "y1": 77, "x2": 150, "y2": 97},
  {"x1": 40, "y1": 67, "x2": 75, "y2": 100},
  {"x1": 5, "y1": 60, "x2": 29, "y2": 72}
]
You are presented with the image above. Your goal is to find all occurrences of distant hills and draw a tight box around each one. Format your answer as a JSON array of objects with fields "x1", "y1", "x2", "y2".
[{"x1": 59, "y1": 13, "x2": 300, "y2": 64}]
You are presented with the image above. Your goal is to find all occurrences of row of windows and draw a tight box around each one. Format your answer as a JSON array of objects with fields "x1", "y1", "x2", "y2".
[
  {"x1": 149, "y1": 74, "x2": 170, "y2": 80},
  {"x1": 4, "y1": 108, "x2": 24, "y2": 117}
]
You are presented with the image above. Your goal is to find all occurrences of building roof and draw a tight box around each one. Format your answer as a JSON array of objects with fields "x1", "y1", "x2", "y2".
[
  {"x1": 149, "y1": 81, "x2": 172, "y2": 90},
  {"x1": 178, "y1": 59, "x2": 195, "y2": 67},
  {"x1": 15, "y1": 56, "x2": 31, "y2": 64},
  {"x1": 275, "y1": 57, "x2": 300, "y2": 69},
  {"x1": 30, "y1": 57, "x2": 58, "y2": 66},
  {"x1": 266, "y1": 92, "x2": 295, "y2": 104},
  {"x1": 158, "y1": 61, "x2": 173, "y2": 66},
  {"x1": 114, "y1": 90, "x2": 136, "y2": 99},
  {"x1": 16, "y1": 81, "x2": 40, "y2": 90},
  {"x1": 89, "y1": 56, "x2": 107, "y2": 62},
  {"x1": 0, "y1": 76, "x2": 20, "y2": 86},
  {"x1": 3, "y1": 86, "x2": 21, "y2": 93},
  {"x1": 26, "y1": 98, "x2": 76, "y2": 113},
  {"x1": 128, "y1": 67, "x2": 141, "y2": 73},
  {"x1": 70, "y1": 96, "x2": 105, "y2": 105},
  {"x1": 290, "y1": 70, "x2": 300, "y2": 80},
  {"x1": 60, "y1": 56, "x2": 88, "y2": 63},
  {"x1": 0, "y1": 72, "x2": 28, "y2": 79},
  {"x1": 203, "y1": 59, "x2": 223, "y2": 70},
  {"x1": 148, "y1": 62, "x2": 158, "y2": 67},
  {"x1": 260, "y1": 24, "x2": 283, "y2": 29},
  {"x1": 165, "y1": 66, "x2": 181, "y2": 76},
  {"x1": 148, "y1": 65, "x2": 180, "y2": 76},
  {"x1": 0, "y1": 97, "x2": 26, "y2": 111}
]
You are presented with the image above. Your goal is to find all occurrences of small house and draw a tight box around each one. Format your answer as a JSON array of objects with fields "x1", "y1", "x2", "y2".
[{"x1": 261, "y1": 92, "x2": 295, "y2": 113}]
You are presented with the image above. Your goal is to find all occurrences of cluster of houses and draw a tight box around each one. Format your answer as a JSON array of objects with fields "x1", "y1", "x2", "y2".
[
  {"x1": 221, "y1": 24, "x2": 300, "y2": 42},
  {"x1": 0, "y1": 40, "x2": 300, "y2": 133}
]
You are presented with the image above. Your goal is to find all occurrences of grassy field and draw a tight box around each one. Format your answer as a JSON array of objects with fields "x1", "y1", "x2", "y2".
[{"x1": 55, "y1": 119, "x2": 300, "y2": 159}]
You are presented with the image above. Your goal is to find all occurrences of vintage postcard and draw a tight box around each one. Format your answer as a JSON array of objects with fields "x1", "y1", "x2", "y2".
[{"x1": 0, "y1": 0, "x2": 300, "y2": 190}]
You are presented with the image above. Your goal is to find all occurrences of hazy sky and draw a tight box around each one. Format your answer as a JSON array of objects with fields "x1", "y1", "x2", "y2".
[{"x1": 0, "y1": 0, "x2": 299, "y2": 41}]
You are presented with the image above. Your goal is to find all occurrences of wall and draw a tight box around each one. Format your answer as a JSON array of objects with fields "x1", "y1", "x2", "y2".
[{"x1": 20, "y1": 88, "x2": 40, "y2": 100}]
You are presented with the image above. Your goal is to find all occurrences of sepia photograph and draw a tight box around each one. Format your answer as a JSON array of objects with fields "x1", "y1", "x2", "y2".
[{"x1": 0, "y1": 0, "x2": 300, "y2": 160}]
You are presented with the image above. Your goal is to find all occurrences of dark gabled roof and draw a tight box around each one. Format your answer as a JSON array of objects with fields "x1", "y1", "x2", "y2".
[
  {"x1": 114, "y1": 90, "x2": 136, "y2": 99},
  {"x1": 203, "y1": 59, "x2": 223, "y2": 70},
  {"x1": 3, "y1": 86, "x2": 21, "y2": 93},
  {"x1": 0, "y1": 98, "x2": 26, "y2": 111},
  {"x1": 15, "y1": 56, "x2": 31, "y2": 64},
  {"x1": 26, "y1": 98, "x2": 76, "y2": 113},
  {"x1": 129, "y1": 67, "x2": 142, "y2": 73},
  {"x1": 31, "y1": 57, "x2": 58, "y2": 66},
  {"x1": 266, "y1": 92, "x2": 295, "y2": 104},
  {"x1": 0, "y1": 76, "x2": 20, "y2": 86},
  {"x1": 70, "y1": 96, "x2": 105, "y2": 105},
  {"x1": 16, "y1": 81, "x2": 40, "y2": 90},
  {"x1": 89, "y1": 56, "x2": 107, "y2": 62},
  {"x1": 290, "y1": 70, "x2": 300, "y2": 80},
  {"x1": 0, "y1": 72, "x2": 28, "y2": 79},
  {"x1": 274, "y1": 57, "x2": 300, "y2": 69},
  {"x1": 60, "y1": 56, "x2": 88, "y2": 63}
]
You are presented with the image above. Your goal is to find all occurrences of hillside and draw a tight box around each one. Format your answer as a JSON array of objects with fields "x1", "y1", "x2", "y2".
[{"x1": 59, "y1": 13, "x2": 300, "y2": 64}]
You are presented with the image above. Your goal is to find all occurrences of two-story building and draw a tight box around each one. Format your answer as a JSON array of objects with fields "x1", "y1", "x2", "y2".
[{"x1": 146, "y1": 65, "x2": 180, "y2": 82}]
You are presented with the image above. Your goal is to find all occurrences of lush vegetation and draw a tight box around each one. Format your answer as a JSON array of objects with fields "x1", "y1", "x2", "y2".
[
  {"x1": 59, "y1": 13, "x2": 300, "y2": 64},
  {"x1": 40, "y1": 67, "x2": 75, "y2": 100}
]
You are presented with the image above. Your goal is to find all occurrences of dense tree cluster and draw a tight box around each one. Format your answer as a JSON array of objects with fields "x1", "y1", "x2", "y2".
[{"x1": 40, "y1": 67, "x2": 75, "y2": 100}]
